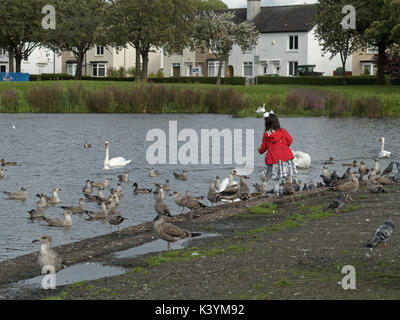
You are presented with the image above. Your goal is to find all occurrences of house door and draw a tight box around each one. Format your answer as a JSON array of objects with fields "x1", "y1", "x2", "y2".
[
  {"x1": 172, "y1": 63, "x2": 180, "y2": 77},
  {"x1": 0, "y1": 65, "x2": 6, "y2": 73}
]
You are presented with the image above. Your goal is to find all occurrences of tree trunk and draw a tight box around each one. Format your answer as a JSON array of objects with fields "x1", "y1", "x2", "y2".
[
  {"x1": 8, "y1": 47, "x2": 14, "y2": 72},
  {"x1": 216, "y1": 60, "x2": 223, "y2": 85},
  {"x1": 74, "y1": 50, "x2": 85, "y2": 80},
  {"x1": 376, "y1": 42, "x2": 386, "y2": 85},
  {"x1": 342, "y1": 60, "x2": 347, "y2": 85},
  {"x1": 141, "y1": 50, "x2": 149, "y2": 82},
  {"x1": 14, "y1": 50, "x2": 23, "y2": 73},
  {"x1": 135, "y1": 47, "x2": 142, "y2": 81}
]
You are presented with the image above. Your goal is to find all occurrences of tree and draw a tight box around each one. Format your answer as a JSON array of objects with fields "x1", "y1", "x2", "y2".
[
  {"x1": 314, "y1": 0, "x2": 359, "y2": 84},
  {"x1": 354, "y1": 0, "x2": 398, "y2": 84},
  {"x1": 192, "y1": 11, "x2": 259, "y2": 85},
  {"x1": 108, "y1": 0, "x2": 196, "y2": 82},
  {"x1": 193, "y1": 0, "x2": 228, "y2": 11},
  {"x1": 46, "y1": 0, "x2": 108, "y2": 80},
  {"x1": 0, "y1": 0, "x2": 46, "y2": 72}
]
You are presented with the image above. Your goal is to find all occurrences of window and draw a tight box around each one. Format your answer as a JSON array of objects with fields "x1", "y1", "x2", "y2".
[
  {"x1": 208, "y1": 61, "x2": 225, "y2": 77},
  {"x1": 288, "y1": 61, "x2": 298, "y2": 76},
  {"x1": 96, "y1": 45, "x2": 104, "y2": 56},
  {"x1": 289, "y1": 35, "x2": 299, "y2": 50},
  {"x1": 92, "y1": 63, "x2": 106, "y2": 77},
  {"x1": 67, "y1": 63, "x2": 77, "y2": 76},
  {"x1": 0, "y1": 65, "x2": 6, "y2": 72},
  {"x1": 243, "y1": 61, "x2": 253, "y2": 77},
  {"x1": 362, "y1": 63, "x2": 376, "y2": 75},
  {"x1": 367, "y1": 45, "x2": 378, "y2": 54},
  {"x1": 0, "y1": 48, "x2": 6, "y2": 56}
]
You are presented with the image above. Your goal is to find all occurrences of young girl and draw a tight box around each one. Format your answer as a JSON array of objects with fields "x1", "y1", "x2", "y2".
[{"x1": 258, "y1": 111, "x2": 297, "y2": 195}]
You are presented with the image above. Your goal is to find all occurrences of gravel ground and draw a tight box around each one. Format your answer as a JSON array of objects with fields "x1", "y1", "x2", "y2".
[{"x1": 3, "y1": 185, "x2": 400, "y2": 300}]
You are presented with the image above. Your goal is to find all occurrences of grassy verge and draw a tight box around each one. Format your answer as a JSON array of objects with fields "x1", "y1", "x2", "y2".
[{"x1": 0, "y1": 81, "x2": 399, "y2": 117}]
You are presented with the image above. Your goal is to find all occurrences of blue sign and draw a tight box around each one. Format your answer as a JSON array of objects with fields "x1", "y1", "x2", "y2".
[
  {"x1": 192, "y1": 67, "x2": 199, "y2": 73},
  {"x1": 0, "y1": 72, "x2": 29, "y2": 82}
]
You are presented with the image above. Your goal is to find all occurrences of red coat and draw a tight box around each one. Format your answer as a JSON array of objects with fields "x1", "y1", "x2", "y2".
[{"x1": 258, "y1": 128, "x2": 294, "y2": 165}]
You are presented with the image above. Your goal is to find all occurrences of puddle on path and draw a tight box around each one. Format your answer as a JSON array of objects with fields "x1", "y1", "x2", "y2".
[
  {"x1": 0, "y1": 262, "x2": 126, "y2": 299},
  {"x1": 114, "y1": 233, "x2": 219, "y2": 259}
]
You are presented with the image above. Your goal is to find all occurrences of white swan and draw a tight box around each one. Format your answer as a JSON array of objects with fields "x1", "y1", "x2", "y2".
[
  {"x1": 218, "y1": 169, "x2": 240, "y2": 203},
  {"x1": 292, "y1": 151, "x2": 311, "y2": 169},
  {"x1": 104, "y1": 141, "x2": 132, "y2": 170},
  {"x1": 378, "y1": 137, "x2": 391, "y2": 159}
]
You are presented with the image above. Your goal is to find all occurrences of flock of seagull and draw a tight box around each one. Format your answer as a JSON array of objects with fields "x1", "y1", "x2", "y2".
[{"x1": 2, "y1": 137, "x2": 399, "y2": 273}]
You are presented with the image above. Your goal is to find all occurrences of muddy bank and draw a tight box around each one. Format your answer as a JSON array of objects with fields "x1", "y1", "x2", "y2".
[{"x1": 5, "y1": 185, "x2": 400, "y2": 300}]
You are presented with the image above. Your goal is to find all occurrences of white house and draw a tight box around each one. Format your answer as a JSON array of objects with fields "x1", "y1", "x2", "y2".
[{"x1": 229, "y1": 0, "x2": 352, "y2": 78}]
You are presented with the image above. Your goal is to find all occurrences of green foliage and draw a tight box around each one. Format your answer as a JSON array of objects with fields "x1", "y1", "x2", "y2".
[
  {"x1": 193, "y1": 0, "x2": 228, "y2": 10},
  {"x1": 256, "y1": 76, "x2": 377, "y2": 86}
]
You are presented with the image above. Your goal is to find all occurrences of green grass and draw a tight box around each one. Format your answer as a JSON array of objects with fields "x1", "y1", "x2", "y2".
[{"x1": 247, "y1": 203, "x2": 277, "y2": 215}]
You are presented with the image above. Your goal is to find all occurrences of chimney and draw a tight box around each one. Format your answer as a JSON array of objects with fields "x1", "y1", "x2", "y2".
[{"x1": 247, "y1": 0, "x2": 261, "y2": 21}]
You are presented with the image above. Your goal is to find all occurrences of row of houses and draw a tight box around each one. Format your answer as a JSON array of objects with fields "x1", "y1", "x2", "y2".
[{"x1": 0, "y1": 1, "x2": 377, "y2": 78}]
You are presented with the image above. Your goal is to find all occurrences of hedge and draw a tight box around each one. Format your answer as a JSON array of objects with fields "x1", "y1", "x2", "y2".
[
  {"x1": 29, "y1": 73, "x2": 135, "y2": 82},
  {"x1": 255, "y1": 75, "x2": 381, "y2": 85},
  {"x1": 148, "y1": 76, "x2": 246, "y2": 85}
]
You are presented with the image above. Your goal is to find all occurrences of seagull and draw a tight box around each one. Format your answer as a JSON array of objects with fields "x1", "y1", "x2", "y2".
[
  {"x1": 82, "y1": 179, "x2": 94, "y2": 194},
  {"x1": 61, "y1": 198, "x2": 85, "y2": 214},
  {"x1": 32, "y1": 235, "x2": 62, "y2": 272},
  {"x1": 154, "y1": 189, "x2": 172, "y2": 217},
  {"x1": 368, "y1": 179, "x2": 386, "y2": 194},
  {"x1": 4, "y1": 187, "x2": 27, "y2": 200},
  {"x1": 185, "y1": 190, "x2": 208, "y2": 214},
  {"x1": 323, "y1": 192, "x2": 345, "y2": 213},
  {"x1": 153, "y1": 214, "x2": 192, "y2": 251},
  {"x1": 171, "y1": 191, "x2": 186, "y2": 213},
  {"x1": 358, "y1": 161, "x2": 369, "y2": 175},
  {"x1": 107, "y1": 210, "x2": 127, "y2": 231},
  {"x1": 91, "y1": 177, "x2": 111, "y2": 189},
  {"x1": 148, "y1": 167, "x2": 159, "y2": 177},
  {"x1": 207, "y1": 180, "x2": 221, "y2": 206},
  {"x1": 84, "y1": 141, "x2": 92, "y2": 149},
  {"x1": 43, "y1": 209, "x2": 72, "y2": 227},
  {"x1": 118, "y1": 171, "x2": 129, "y2": 183},
  {"x1": 365, "y1": 219, "x2": 394, "y2": 248}
]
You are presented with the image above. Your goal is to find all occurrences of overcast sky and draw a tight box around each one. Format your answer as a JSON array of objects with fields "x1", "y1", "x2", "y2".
[{"x1": 222, "y1": 0, "x2": 317, "y2": 8}]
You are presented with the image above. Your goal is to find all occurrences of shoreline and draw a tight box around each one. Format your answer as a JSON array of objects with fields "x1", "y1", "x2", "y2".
[{"x1": 3, "y1": 184, "x2": 400, "y2": 300}]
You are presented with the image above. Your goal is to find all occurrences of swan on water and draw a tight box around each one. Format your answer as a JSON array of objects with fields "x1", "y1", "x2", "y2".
[
  {"x1": 292, "y1": 151, "x2": 311, "y2": 169},
  {"x1": 378, "y1": 137, "x2": 391, "y2": 159},
  {"x1": 104, "y1": 141, "x2": 132, "y2": 170}
]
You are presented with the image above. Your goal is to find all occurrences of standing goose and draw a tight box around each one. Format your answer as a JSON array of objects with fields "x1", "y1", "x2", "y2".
[
  {"x1": 154, "y1": 214, "x2": 191, "y2": 251},
  {"x1": 43, "y1": 209, "x2": 72, "y2": 227},
  {"x1": 61, "y1": 198, "x2": 85, "y2": 214},
  {"x1": 378, "y1": 137, "x2": 391, "y2": 159},
  {"x1": 0, "y1": 159, "x2": 18, "y2": 166},
  {"x1": 173, "y1": 169, "x2": 187, "y2": 181},
  {"x1": 32, "y1": 235, "x2": 62, "y2": 272},
  {"x1": 104, "y1": 141, "x2": 132, "y2": 170},
  {"x1": 4, "y1": 187, "x2": 27, "y2": 200}
]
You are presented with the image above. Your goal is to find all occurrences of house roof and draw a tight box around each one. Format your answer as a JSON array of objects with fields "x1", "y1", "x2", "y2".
[{"x1": 231, "y1": 4, "x2": 318, "y2": 33}]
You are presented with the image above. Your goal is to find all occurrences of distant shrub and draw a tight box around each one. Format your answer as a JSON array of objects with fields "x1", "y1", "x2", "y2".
[
  {"x1": 0, "y1": 89, "x2": 19, "y2": 112},
  {"x1": 267, "y1": 95, "x2": 281, "y2": 111},
  {"x1": 325, "y1": 92, "x2": 350, "y2": 117},
  {"x1": 285, "y1": 92, "x2": 302, "y2": 112},
  {"x1": 352, "y1": 96, "x2": 382, "y2": 118},
  {"x1": 86, "y1": 87, "x2": 115, "y2": 113},
  {"x1": 302, "y1": 94, "x2": 324, "y2": 115},
  {"x1": 26, "y1": 84, "x2": 65, "y2": 112}
]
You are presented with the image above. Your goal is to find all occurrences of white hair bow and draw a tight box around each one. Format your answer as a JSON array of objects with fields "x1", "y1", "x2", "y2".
[{"x1": 263, "y1": 110, "x2": 275, "y2": 118}]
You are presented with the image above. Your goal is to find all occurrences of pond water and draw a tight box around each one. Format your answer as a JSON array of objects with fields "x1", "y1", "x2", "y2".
[{"x1": 0, "y1": 114, "x2": 398, "y2": 261}]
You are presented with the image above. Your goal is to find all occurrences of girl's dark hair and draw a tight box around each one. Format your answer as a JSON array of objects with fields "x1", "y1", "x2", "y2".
[{"x1": 264, "y1": 114, "x2": 281, "y2": 131}]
